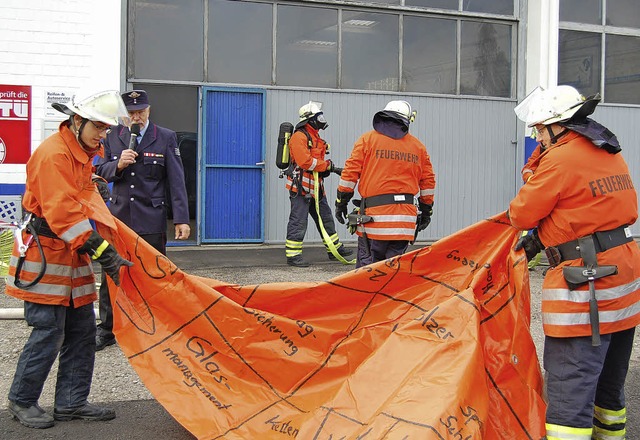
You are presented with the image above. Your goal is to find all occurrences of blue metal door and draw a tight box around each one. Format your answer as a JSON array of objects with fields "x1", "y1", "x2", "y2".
[{"x1": 201, "y1": 87, "x2": 265, "y2": 242}]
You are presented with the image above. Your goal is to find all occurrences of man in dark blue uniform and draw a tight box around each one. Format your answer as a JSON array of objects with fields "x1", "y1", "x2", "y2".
[{"x1": 94, "y1": 89, "x2": 190, "y2": 350}]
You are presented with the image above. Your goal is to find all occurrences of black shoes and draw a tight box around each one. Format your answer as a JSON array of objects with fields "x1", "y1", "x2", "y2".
[
  {"x1": 95, "y1": 334, "x2": 116, "y2": 351},
  {"x1": 287, "y1": 255, "x2": 310, "y2": 267},
  {"x1": 7, "y1": 401, "x2": 54, "y2": 429},
  {"x1": 53, "y1": 402, "x2": 116, "y2": 421},
  {"x1": 328, "y1": 246, "x2": 354, "y2": 261}
]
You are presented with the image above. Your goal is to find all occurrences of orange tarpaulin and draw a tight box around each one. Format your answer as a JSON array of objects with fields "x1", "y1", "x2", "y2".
[{"x1": 98, "y1": 212, "x2": 546, "y2": 439}]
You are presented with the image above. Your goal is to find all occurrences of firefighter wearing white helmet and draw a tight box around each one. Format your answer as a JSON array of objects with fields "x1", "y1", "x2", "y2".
[
  {"x1": 509, "y1": 85, "x2": 639, "y2": 439},
  {"x1": 336, "y1": 100, "x2": 435, "y2": 267},
  {"x1": 5, "y1": 89, "x2": 132, "y2": 429},
  {"x1": 51, "y1": 89, "x2": 129, "y2": 153},
  {"x1": 297, "y1": 100, "x2": 329, "y2": 130},
  {"x1": 284, "y1": 101, "x2": 352, "y2": 267}
]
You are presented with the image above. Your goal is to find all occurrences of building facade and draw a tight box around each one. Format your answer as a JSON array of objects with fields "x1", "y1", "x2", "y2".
[{"x1": 1, "y1": 0, "x2": 639, "y2": 246}]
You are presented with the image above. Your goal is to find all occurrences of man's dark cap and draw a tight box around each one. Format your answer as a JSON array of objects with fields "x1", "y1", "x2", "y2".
[{"x1": 122, "y1": 90, "x2": 150, "y2": 111}]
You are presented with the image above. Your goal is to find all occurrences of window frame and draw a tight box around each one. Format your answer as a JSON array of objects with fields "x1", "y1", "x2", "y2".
[
  {"x1": 127, "y1": 0, "x2": 519, "y2": 99},
  {"x1": 559, "y1": 5, "x2": 640, "y2": 105}
]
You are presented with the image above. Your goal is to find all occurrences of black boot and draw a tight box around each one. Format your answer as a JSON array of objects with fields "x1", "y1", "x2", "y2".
[
  {"x1": 8, "y1": 401, "x2": 54, "y2": 429},
  {"x1": 328, "y1": 245, "x2": 353, "y2": 261},
  {"x1": 287, "y1": 255, "x2": 310, "y2": 267},
  {"x1": 53, "y1": 402, "x2": 116, "y2": 422}
]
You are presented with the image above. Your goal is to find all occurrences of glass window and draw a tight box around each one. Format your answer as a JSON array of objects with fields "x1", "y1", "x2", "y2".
[
  {"x1": 404, "y1": 0, "x2": 458, "y2": 10},
  {"x1": 558, "y1": 30, "x2": 601, "y2": 97},
  {"x1": 463, "y1": 0, "x2": 514, "y2": 16},
  {"x1": 341, "y1": 11, "x2": 399, "y2": 91},
  {"x1": 559, "y1": 0, "x2": 601, "y2": 24},
  {"x1": 132, "y1": 84, "x2": 199, "y2": 133},
  {"x1": 208, "y1": 0, "x2": 272, "y2": 85},
  {"x1": 605, "y1": 34, "x2": 640, "y2": 104},
  {"x1": 276, "y1": 6, "x2": 338, "y2": 88},
  {"x1": 606, "y1": 0, "x2": 640, "y2": 28},
  {"x1": 131, "y1": 0, "x2": 204, "y2": 81},
  {"x1": 460, "y1": 21, "x2": 512, "y2": 97},
  {"x1": 361, "y1": 0, "x2": 400, "y2": 4},
  {"x1": 403, "y1": 16, "x2": 456, "y2": 94}
]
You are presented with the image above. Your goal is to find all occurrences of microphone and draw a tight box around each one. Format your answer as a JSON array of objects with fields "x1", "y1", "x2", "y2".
[{"x1": 128, "y1": 123, "x2": 141, "y2": 151}]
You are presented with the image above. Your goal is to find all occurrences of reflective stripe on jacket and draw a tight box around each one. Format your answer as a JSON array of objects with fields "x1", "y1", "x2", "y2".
[
  {"x1": 338, "y1": 130, "x2": 435, "y2": 241},
  {"x1": 5, "y1": 235, "x2": 96, "y2": 307},
  {"x1": 5, "y1": 121, "x2": 115, "y2": 307},
  {"x1": 509, "y1": 130, "x2": 640, "y2": 337},
  {"x1": 285, "y1": 126, "x2": 331, "y2": 196}
]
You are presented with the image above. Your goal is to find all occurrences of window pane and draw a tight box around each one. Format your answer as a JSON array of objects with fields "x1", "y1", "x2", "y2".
[
  {"x1": 559, "y1": 0, "x2": 601, "y2": 24},
  {"x1": 404, "y1": 0, "x2": 458, "y2": 10},
  {"x1": 276, "y1": 6, "x2": 337, "y2": 88},
  {"x1": 359, "y1": 0, "x2": 400, "y2": 4},
  {"x1": 558, "y1": 30, "x2": 601, "y2": 97},
  {"x1": 464, "y1": 0, "x2": 513, "y2": 15},
  {"x1": 208, "y1": 0, "x2": 272, "y2": 84},
  {"x1": 460, "y1": 21, "x2": 512, "y2": 97},
  {"x1": 131, "y1": 0, "x2": 204, "y2": 81},
  {"x1": 132, "y1": 84, "x2": 199, "y2": 133},
  {"x1": 342, "y1": 11, "x2": 398, "y2": 91},
  {"x1": 606, "y1": 0, "x2": 640, "y2": 28},
  {"x1": 403, "y1": 16, "x2": 456, "y2": 94},
  {"x1": 605, "y1": 34, "x2": 640, "y2": 104}
]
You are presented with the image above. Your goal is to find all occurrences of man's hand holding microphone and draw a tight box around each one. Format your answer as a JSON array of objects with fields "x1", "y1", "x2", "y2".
[{"x1": 117, "y1": 123, "x2": 140, "y2": 171}]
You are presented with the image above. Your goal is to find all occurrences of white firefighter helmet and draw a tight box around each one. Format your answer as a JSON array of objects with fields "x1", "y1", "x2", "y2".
[
  {"x1": 383, "y1": 100, "x2": 412, "y2": 121},
  {"x1": 523, "y1": 85, "x2": 587, "y2": 127},
  {"x1": 52, "y1": 90, "x2": 129, "y2": 126},
  {"x1": 298, "y1": 101, "x2": 323, "y2": 122}
]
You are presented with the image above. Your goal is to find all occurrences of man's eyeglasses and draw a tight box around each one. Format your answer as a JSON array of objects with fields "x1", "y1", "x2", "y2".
[{"x1": 90, "y1": 121, "x2": 112, "y2": 134}]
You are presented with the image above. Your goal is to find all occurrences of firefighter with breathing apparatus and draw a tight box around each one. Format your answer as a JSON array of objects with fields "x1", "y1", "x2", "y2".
[
  {"x1": 282, "y1": 101, "x2": 353, "y2": 267},
  {"x1": 509, "y1": 85, "x2": 640, "y2": 440}
]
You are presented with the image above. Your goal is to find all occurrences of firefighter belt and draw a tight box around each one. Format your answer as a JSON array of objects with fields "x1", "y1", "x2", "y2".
[{"x1": 561, "y1": 235, "x2": 619, "y2": 347}]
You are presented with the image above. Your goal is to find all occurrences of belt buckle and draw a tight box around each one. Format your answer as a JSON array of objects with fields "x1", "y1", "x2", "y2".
[{"x1": 545, "y1": 246, "x2": 562, "y2": 267}]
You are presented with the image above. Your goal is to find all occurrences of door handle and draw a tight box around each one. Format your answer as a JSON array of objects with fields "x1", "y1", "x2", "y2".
[{"x1": 255, "y1": 161, "x2": 265, "y2": 167}]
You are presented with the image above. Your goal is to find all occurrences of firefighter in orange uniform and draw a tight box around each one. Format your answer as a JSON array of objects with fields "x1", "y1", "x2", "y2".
[
  {"x1": 284, "y1": 101, "x2": 352, "y2": 267},
  {"x1": 335, "y1": 100, "x2": 435, "y2": 268},
  {"x1": 509, "y1": 85, "x2": 640, "y2": 440},
  {"x1": 4, "y1": 90, "x2": 132, "y2": 429}
]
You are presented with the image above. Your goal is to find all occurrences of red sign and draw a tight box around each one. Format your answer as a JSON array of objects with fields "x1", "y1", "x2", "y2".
[{"x1": 0, "y1": 84, "x2": 32, "y2": 164}]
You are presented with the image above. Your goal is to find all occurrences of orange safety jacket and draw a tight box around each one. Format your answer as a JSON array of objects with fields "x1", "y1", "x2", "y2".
[
  {"x1": 5, "y1": 121, "x2": 116, "y2": 308},
  {"x1": 338, "y1": 130, "x2": 435, "y2": 241},
  {"x1": 285, "y1": 125, "x2": 332, "y2": 196},
  {"x1": 522, "y1": 143, "x2": 543, "y2": 183},
  {"x1": 509, "y1": 130, "x2": 640, "y2": 338}
]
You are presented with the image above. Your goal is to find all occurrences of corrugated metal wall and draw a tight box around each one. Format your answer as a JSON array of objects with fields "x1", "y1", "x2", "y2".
[
  {"x1": 593, "y1": 105, "x2": 640, "y2": 236},
  {"x1": 263, "y1": 90, "x2": 519, "y2": 244}
]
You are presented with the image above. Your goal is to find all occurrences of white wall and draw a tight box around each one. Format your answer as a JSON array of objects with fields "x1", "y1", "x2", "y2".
[{"x1": 0, "y1": 0, "x2": 122, "y2": 184}]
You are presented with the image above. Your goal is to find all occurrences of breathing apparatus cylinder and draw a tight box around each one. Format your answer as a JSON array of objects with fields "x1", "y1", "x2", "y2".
[{"x1": 276, "y1": 122, "x2": 294, "y2": 170}]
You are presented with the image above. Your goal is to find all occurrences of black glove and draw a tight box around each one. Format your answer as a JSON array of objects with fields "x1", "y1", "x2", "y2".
[
  {"x1": 319, "y1": 160, "x2": 333, "y2": 178},
  {"x1": 335, "y1": 190, "x2": 353, "y2": 224},
  {"x1": 332, "y1": 166, "x2": 343, "y2": 176},
  {"x1": 417, "y1": 203, "x2": 433, "y2": 232},
  {"x1": 78, "y1": 231, "x2": 133, "y2": 286},
  {"x1": 92, "y1": 174, "x2": 110, "y2": 203},
  {"x1": 515, "y1": 229, "x2": 544, "y2": 261}
]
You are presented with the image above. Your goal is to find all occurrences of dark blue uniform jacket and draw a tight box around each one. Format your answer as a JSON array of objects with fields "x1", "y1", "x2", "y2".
[{"x1": 95, "y1": 122, "x2": 190, "y2": 235}]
